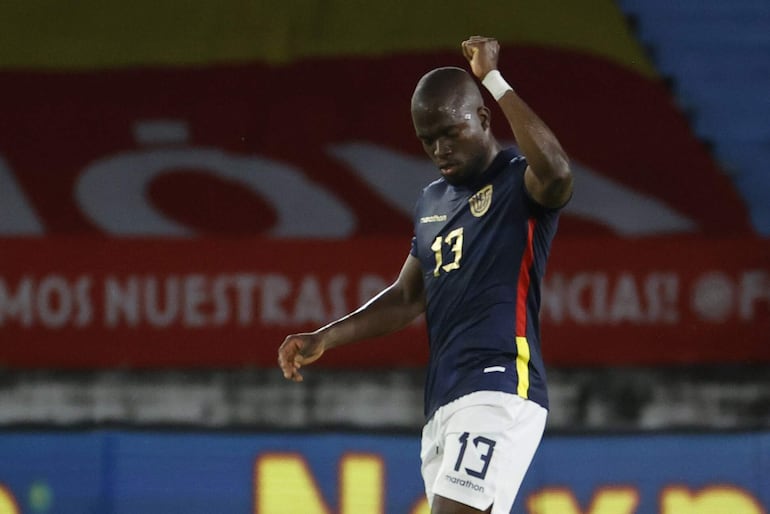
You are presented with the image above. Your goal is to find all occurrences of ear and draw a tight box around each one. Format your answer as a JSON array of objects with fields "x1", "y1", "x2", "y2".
[{"x1": 477, "y1": 105, "x2": 491, "y2": 131}]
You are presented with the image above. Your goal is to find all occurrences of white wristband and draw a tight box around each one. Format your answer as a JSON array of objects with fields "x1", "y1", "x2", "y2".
[{"x1": 481, "y1": 70, "x2": 513, "y2": 101}]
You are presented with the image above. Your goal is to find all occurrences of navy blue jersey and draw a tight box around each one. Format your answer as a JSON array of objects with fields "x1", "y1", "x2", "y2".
[{"x1": 411, "y1": 148, "x2": 563, "y2": 419}]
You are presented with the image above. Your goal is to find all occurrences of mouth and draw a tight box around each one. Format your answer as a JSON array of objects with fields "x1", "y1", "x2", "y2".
[{"x1": 438, "y1": 162, "x2": 460, "y2": 176}]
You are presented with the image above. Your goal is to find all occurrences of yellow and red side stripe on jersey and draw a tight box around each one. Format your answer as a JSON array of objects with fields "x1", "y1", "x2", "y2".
[{"x1": 515, "y1": 218, "x2": 537, "y2": 399}]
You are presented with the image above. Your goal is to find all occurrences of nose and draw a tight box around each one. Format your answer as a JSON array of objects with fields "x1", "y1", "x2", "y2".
[{"x1": 433, "y1": 137, "x2": 451, "y2": 157}]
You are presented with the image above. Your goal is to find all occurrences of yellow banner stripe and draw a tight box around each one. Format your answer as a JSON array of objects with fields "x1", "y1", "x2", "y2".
[
  {"x1": 0, "y1": 0, "x2": 655, "y2": 76},
  {"x1": 516, "y1": 336, "x2": 531, "y2": 399}
]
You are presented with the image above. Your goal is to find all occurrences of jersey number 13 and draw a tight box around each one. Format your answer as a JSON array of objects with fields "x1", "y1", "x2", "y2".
[{"x1": 430, "y1": 227, "x2": 464, "y2": 277}]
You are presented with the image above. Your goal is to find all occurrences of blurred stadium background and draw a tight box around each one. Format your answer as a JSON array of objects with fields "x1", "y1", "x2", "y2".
[{"x1": 0, "y1": 0, "x2": 768, "y2": 512}]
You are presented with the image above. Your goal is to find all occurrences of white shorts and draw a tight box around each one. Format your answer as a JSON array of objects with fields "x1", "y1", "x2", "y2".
[{"x1": 420, "y1": 391, "x2": 547, "y2": 514}]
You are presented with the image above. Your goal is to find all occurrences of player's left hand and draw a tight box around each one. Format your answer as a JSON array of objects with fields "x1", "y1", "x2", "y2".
[{"x1": 461, "y1": 35, "x2": 501, "y2": 80}]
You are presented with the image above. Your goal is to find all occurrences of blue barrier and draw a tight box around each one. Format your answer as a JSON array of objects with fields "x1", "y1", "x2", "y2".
[{"x1": 0, "y1": 431, "x2": 767, "y2": 513}]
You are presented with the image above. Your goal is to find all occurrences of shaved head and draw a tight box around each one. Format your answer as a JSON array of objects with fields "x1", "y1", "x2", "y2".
[{"x1": 411, "y1": 67, "x2": 485, "y2": 114}]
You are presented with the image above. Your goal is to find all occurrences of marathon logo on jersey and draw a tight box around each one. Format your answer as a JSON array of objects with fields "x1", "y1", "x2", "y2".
[
  {"x1": 469, "y1": 185, "x2": 493, "y2": 217},
  {"x1": 420, "y1": 214, "x2": 448, "y2": 224},
  {"x1": 444, "y1": 474, "x2": 485, "y2": 492}
]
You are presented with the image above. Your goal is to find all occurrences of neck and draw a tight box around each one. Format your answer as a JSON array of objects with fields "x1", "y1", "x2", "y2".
[{"x1": 479, "y1": 139, "x2": 502, "y2": 174}]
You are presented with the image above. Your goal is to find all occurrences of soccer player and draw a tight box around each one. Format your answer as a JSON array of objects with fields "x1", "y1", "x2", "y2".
[{"x1": 278, "y1": 35, "x2": 573, "y2": 514}]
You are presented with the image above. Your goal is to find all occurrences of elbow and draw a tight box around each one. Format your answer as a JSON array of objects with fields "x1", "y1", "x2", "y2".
[
  {"x1": 552, "y1": 152, "x2": 572, "y2": 182},
  {"x1": 545, "y1": 157, "x2": 573, "y2": 207}
]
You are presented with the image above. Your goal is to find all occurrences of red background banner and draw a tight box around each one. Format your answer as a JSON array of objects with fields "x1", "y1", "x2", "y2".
[{"x1": 1, "y1": 238, "x2": 768, "y2": 368}]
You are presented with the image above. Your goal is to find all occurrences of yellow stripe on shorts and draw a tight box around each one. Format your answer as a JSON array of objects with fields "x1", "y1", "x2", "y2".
[{"x1": 516, "y1": 336, "x2": 531, "y2": 399}]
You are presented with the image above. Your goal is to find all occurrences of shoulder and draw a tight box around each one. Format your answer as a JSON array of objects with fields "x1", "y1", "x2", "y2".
[
  {"x1": 417, "y1": 177, "x2": 448, "y2": 202},
  {"x1": 486, "y1": 150, "x2": 527, "y2": 189},
  {"x1": 496, "y1": 147, "x2": 527, "y2": 171},
  {"x1": 423, "y1": 176, "x2": 448, "y2": 193},
  {"x1": 504, "y1": 154, "x2": 528, "y2": 175},
  {"x1": 500, "y1": 150, "x2": 567, "y2": 214}
]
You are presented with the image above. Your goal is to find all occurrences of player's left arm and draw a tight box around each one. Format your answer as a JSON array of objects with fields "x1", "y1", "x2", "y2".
[{"x1": 462, "y1": 35, "x2": 573, "y2": 208}]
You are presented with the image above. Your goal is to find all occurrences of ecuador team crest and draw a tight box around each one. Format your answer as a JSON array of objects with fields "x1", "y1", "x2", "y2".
[{"x1": 469, "y1": 184, "x2": 493, "y2": 217}]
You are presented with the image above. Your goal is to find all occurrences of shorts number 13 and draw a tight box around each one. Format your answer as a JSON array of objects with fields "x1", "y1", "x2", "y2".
[{"x1": 453, "y1": 431, "x2": 496, "y2": 479}]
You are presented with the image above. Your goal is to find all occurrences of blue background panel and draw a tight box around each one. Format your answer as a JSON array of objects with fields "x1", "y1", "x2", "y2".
[{"x1": 0, "y1": 431, "x2": 767, "y2": 513}]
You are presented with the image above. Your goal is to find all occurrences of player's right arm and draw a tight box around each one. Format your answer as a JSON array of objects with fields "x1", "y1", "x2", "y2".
[
  {"x1": 278, "y1": 254, "x2": 425, "y2": 382},
  {"x1": 462, "y1": 35, "x2": 573, "y2": 209}
]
